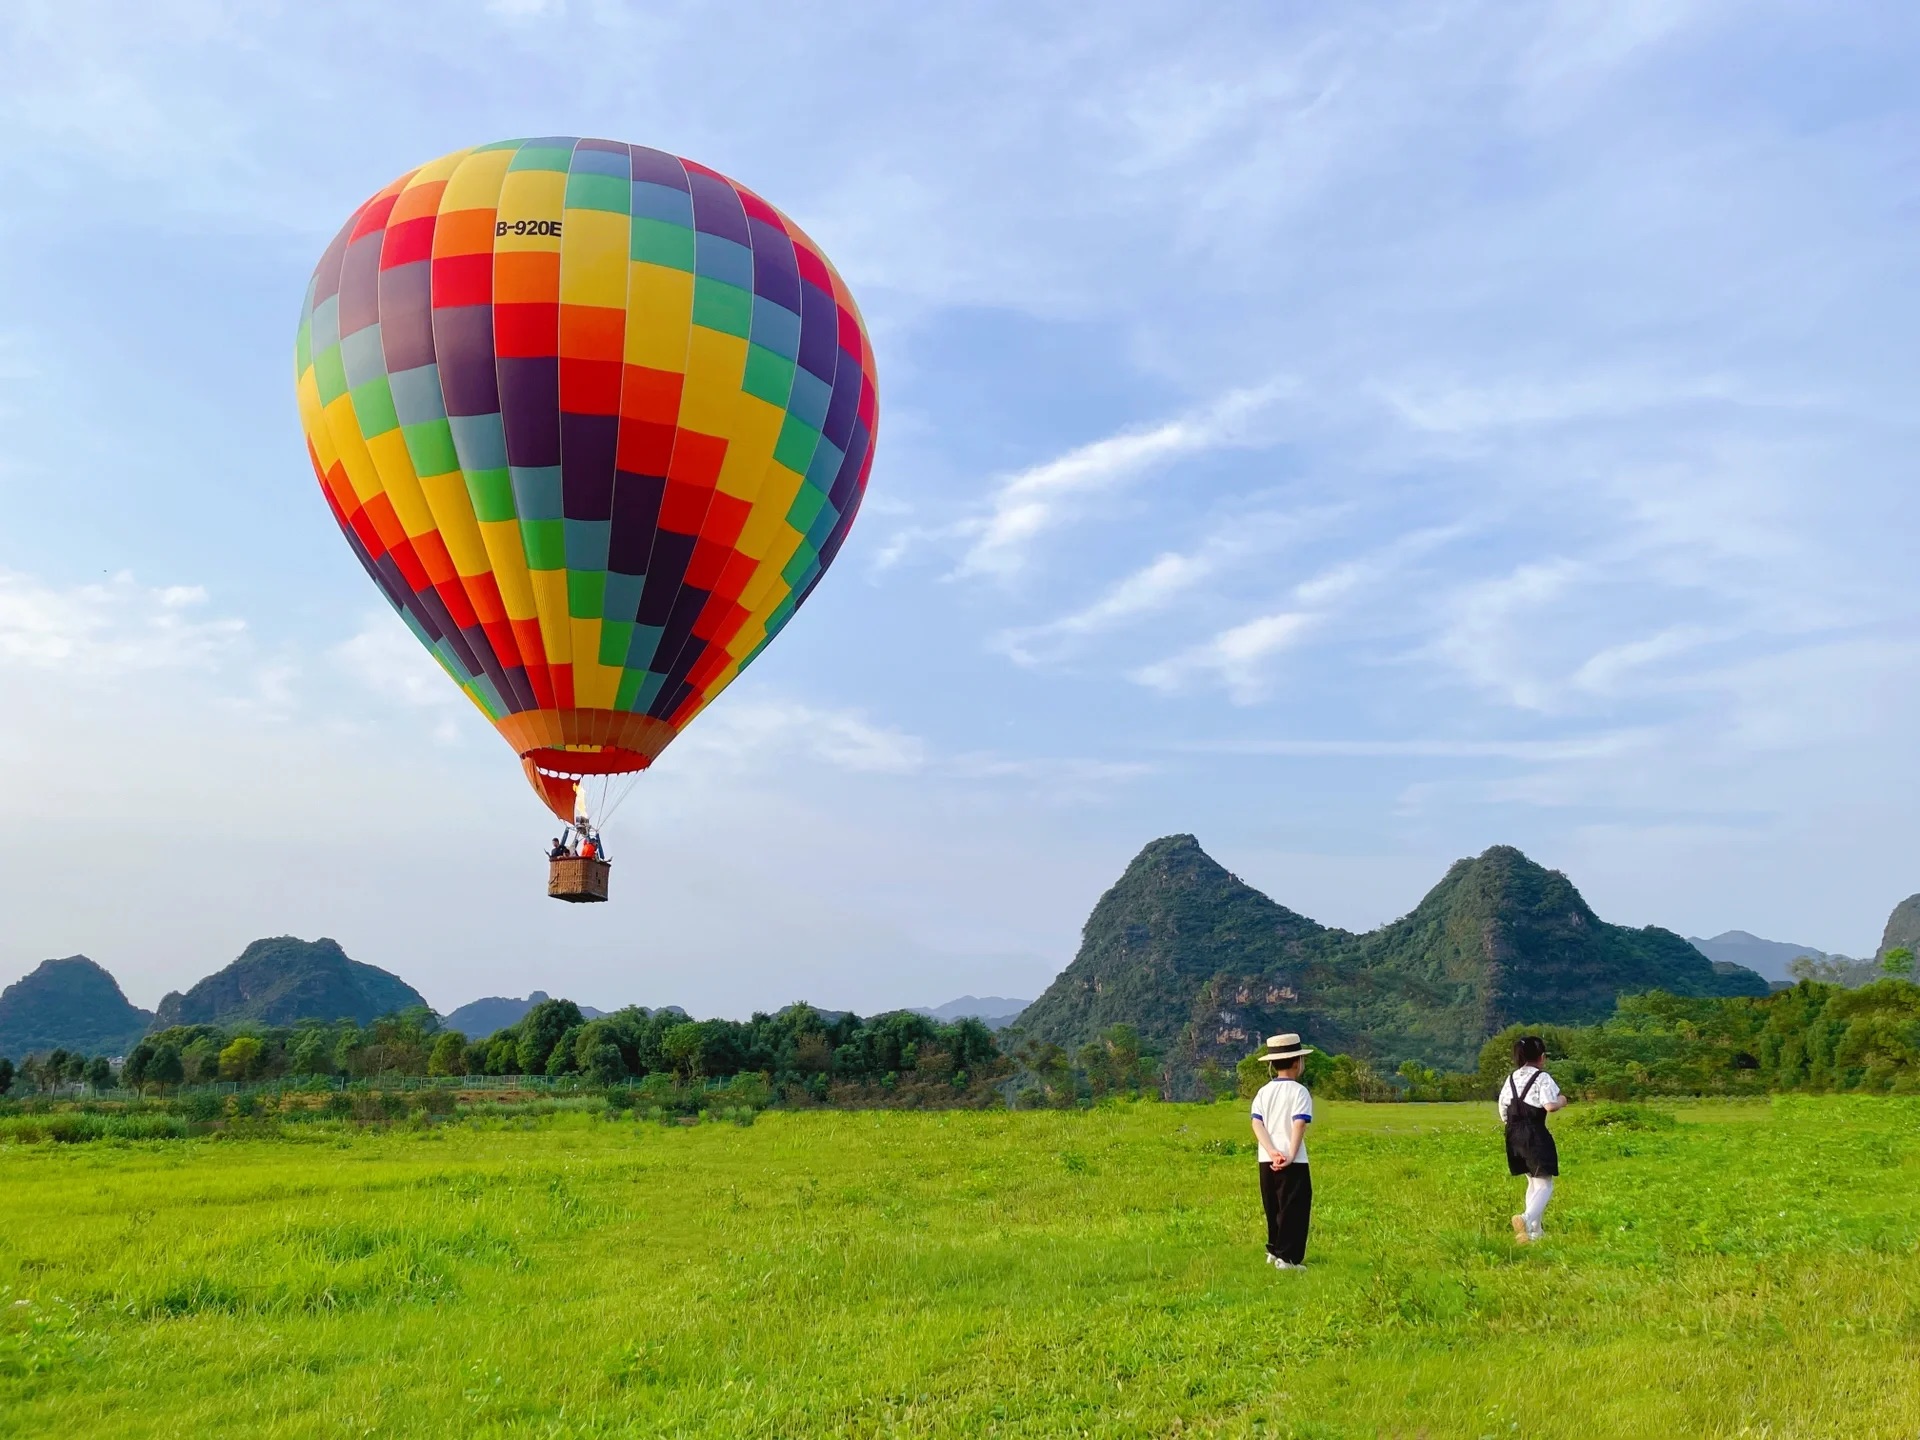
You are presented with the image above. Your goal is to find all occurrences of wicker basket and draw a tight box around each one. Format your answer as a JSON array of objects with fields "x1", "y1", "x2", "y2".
[{"x1": 548, "y1": 856, "x2": 611, "y2": 903}]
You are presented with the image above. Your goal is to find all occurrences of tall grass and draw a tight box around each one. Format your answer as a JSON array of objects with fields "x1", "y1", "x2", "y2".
[{"x1": 2, "y1": 1099, "x2": 1916, "y2": 1437}]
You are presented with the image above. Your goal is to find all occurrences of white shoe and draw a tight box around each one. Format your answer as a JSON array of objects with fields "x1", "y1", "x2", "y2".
[{"x1": 1270, "y1": 1257, "x2": 1301, "y2": 1270}]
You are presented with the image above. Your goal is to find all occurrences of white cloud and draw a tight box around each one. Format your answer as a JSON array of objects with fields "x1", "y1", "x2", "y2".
[
  {"x1": 990, "y1": 507, "x2": 1338, "y2": 666},
  {"x1": 1373, "y1": 371, "x2": 1748, "y2": 438},
  {"x1": 1430, "y1": 559, "x2": 1588, "y2": 711},
  {"x1": 1132, "y1": 610, "x2": 1315, "y2": 703},
  {"x1": 1569, "y1": 625, "x2": 1720, "y2": 697},
  {"x1": 953, "y1": 381, "x2": 1292, "y2": 580},
  {"x1": 0, "y1": 568, "x2": 245, "y2": 674},
  {"x1": 994, "y1": 549, "x2": 1216, "y2": 666},
  {"x1": 674, "y1": 697, "x2": 929, "y2": 776},
  {"x1": 331, "y1": 610, "x2": 465, "y2": 711},
  {"x1": 675, "y1": 694, "x2": 1153, "y2": 799},
  {"x1": 1097, "y1": 524, "x2": 1463, "y2": 697},
  {"x1": 1176, "y1": 732, "x2": 1649, "y2": 761},
  {"x1": 485, "y1": 0, "x2": 565, "y2": 18}
]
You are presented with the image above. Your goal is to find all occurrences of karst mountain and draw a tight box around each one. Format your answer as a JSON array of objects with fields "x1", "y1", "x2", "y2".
[{"x1": 1016, "y1": 835, "x2": 1770, "y2": 1082}]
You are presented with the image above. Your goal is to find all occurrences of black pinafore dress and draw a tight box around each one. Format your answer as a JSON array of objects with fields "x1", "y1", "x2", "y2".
[{"x1": 1504, "y1": 1069, "x2": 1559, "y2": 1178}]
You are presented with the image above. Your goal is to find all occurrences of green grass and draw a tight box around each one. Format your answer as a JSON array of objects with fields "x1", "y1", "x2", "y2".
[{"x1": 2, "y1": 1098, "x2": 1917, "y2": 1438}]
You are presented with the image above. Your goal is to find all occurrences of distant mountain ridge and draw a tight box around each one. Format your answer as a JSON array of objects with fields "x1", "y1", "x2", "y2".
[
  {"x1": 910, "y1": 996, "x2": 1029, "y2": 1030},
  {"x1": 153, "y1": 937, "x2": 427, "y2": 1029},
  {"x1": 0, "y1": 957, "x2": 153, "y2": 1058},
  {"x1": 442, "y1": 991, "x2": 606, "y2": 1037},
  {"x1": 1686, "y1": 930, "x2": 1826, "y2": 984},
  {"x1": 1018, "y1": 836, "x2": 1771, "y2": 1082}
]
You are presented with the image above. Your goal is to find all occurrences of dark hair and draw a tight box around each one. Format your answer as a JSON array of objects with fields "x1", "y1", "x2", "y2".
[
  {"x1": 1269, "y1": 1055, "x2": 1304, "y2": 1077},
  {"x1": 1513, "y1": 1035, "x2": 1546, "y2": 1067}
]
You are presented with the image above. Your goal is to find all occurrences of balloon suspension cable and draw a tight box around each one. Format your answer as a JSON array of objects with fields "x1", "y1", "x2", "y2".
[{"x1": 561, "y1": 770, "x2": 645, "y2": 836}]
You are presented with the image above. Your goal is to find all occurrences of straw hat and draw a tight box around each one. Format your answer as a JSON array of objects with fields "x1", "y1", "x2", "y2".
[{"x1": 1258, "y1": 1033, "x2": 1315, "y2": 1062}]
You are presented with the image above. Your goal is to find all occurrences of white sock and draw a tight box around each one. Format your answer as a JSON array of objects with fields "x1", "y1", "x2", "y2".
[{"x1": 1523, "y1": 1176, "x2": 1554, "y2": 1234}]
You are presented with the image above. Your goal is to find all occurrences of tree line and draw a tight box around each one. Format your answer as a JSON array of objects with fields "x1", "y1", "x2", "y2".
[
  {"x1": 1224, "y1": 973, "x2": 1920, "y2": 1103},
  {"x1": 3, "y1": 971, "x2": 1915, "y2": 1106},
  {"x1": 0, "y1": 1000, "x2": 1010, "y2": 1105}
]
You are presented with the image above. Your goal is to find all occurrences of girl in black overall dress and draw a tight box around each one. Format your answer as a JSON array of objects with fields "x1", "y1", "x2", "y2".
[{"x1": 1500, "y1": 1035, "x2": 1566, "y2": 1243}]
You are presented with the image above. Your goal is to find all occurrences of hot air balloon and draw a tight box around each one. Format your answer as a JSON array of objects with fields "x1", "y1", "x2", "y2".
[{"x1": 293, "y1": 139, "x2": 878, "y2": 900}]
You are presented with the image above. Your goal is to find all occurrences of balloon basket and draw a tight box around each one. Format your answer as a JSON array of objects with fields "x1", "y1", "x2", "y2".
[{"x1": 548, "y1": 856, "x2": 611, "y2": 903}]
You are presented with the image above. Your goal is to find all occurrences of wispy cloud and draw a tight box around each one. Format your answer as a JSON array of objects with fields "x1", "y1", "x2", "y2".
[
  {"x1": 0, "y1": 569, "x2": 244, "y2": 675},
  {"x1": 485, "y1": 0, "x2": 565, "y2": 19},
  {"x1": 952, "y1": 381, "x2": 1291, "y2": 580},
  {"x1": 1429, "y1": 559, "x2": 1587, "y2": 712},
  {"x1": 332, "y1": 611, "x2": 465, "y2": 710},
  {"x1": 682, "y1": 698, "x2": 931, "y2": 776},
  {"x1": 1175, "y1": 732, "x2": 1650, "y2": 761},
  {"x1": 1131, "y1": 610, "x2": 1315, "y2": 703},
  {"x1": 1569, "y1": 624, "x2": 1722, "y2": 698},
  {"x1": 1115, "y1": 525, "x2": 1468, "y2": 699},
  {"x1": 996, "y1": 549, "x2": 1213, "y2": 666},
  {"x1": 672, "y1": 693, "x2": 1153, "y2": 801},
  {"x1": 992, "y1": 504, "x2": 1359, "y2": 667},
  {"x1": 1372, "y1": 371, "x2": 1752, "y2": 438}
]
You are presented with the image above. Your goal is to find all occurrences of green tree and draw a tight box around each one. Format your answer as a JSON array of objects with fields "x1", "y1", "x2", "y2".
[
  {"x1": 148, "y1": 1044, "x2": 185, "y2": 1092},
  {"x1": 289, "y1": 1028, "x2": 332, "y2": 1076},
  {"x1": 1104, "y1": 1024, "x2": 1144, "y2": 1090},
  {"x1": 182, "y1": 1036, "x2": 222, "y2": 1084},
  {"x1": 544, "y1": 1024, "x2": 585, "y2": 1076},
  {"x1": 1019, "y1": 1040, "x2": 1073, "y2": 1105},
  {"x1": 218, "y1": 1036, "x2": 265, "y2": 1082},
  {"x1": 1235, "y1": 1052, "x2": 1271, "y2": 1100},
  {"x1": 333, "y1": 1024, "x2": 365, "y2": 1076},
  {"x1": 1078, "y1": 1041, "x2": 1116, "y2": 1099},
  {"x1": 85, "y1": 1055, "x2": 114, "y2": 1091},
  {"x1": 0, "y1": 1057, "x2": 14, "y2": 1096},
  {"x1": 123, "y1": 1042, "x2": 155, "y2": 1091},
  {"x1": 516, "y1": 999, "x2": 585, "y2": 1075},
  {"x1": 427, "y1": 1032, "x2": 467, "y2": 1077},
  {"x1": 1396, "y1": 1058, "x2": 1441, "y2": 1100},
  {"x1": 574, "y1": 1020, "x2": 628, "y2": 1085},
  {"x1": 660, "y1": 1022, "x2": 707, "y2": 1083},
  {"x1": 1882, "y1": 947, "x2": 1915, "y2": 979}
]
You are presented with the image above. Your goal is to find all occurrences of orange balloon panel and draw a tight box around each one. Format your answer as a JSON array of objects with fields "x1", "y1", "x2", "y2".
[{"x1": 294, "y1": 139, "x2": 878, "y2": 819}]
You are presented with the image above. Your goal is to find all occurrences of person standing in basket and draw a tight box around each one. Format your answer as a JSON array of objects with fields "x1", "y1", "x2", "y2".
[
  {"x1": 1249, "y1": 1033, "x2": 1315, "y2": 1271},
  {"x1": 1500, "y1": 1035, "x2": 1568, "y2": 1244}
]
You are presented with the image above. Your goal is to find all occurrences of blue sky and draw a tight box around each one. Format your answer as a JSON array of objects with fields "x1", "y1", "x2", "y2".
[{"x1": 3, "y1": 1, "x2": 1917, "y2": 1016}]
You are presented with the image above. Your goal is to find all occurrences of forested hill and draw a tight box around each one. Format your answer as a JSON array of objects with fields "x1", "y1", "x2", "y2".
[
  {"x1": 0, "y1": 957, "x2": 152, "y2": 1059},
  {"x1": 1017, "y1": 836, "x2": 1770, "y2": 1080},
  {"x1": 1012, "y1": 836, "x2": 1329, "y2": 1057},
  {"x1": 442, "y1": 992, "x2": 607, "y2": 1038},
  {"x1": 152, "y1": 937, "x2": 427, "y2": 1029}
]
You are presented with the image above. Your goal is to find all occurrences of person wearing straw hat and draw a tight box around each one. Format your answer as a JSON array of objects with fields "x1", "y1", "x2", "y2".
[{"x1": 1249, "y1": 1033, "x2": 1316, "y2": 1270}]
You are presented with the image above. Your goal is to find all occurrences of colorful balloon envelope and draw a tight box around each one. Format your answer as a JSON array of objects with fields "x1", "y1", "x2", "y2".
[{"x1": 294, "y1": 138, "x2": 878, "y2": 822}]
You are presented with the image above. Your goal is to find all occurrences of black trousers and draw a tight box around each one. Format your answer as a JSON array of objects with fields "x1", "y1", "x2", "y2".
[{"x1": 1258, "y1": 1163, "x2": 1313, "y2": 1263}]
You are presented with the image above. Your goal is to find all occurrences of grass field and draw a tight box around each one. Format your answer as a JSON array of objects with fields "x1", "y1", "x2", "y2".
[{"x1": 2, "y1": 1097, "x2": 1917, "y2": 1438}]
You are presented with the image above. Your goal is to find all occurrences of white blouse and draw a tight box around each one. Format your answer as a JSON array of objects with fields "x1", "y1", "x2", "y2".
[{"x1": 1497, "y1": 1066, "x2": 1563, "y2": 1122}]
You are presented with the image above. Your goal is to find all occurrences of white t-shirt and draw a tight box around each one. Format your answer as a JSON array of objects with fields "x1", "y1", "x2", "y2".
[
  {"x1": 1251, "y1": 1078, "x2": 1313, "y2": 1165},
  {"x1": 1497, "y1": 1066, "x2": 1563, "y2": 1122}
]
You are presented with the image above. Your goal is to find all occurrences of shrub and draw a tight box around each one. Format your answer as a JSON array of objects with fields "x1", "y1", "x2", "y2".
[
  {"x1": 1565, "y1": 1102, "x2": 1679, "y2": 1132},
  {"x1": 181, "y1": 1091, "x2": 223, "y2": 1124}
]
